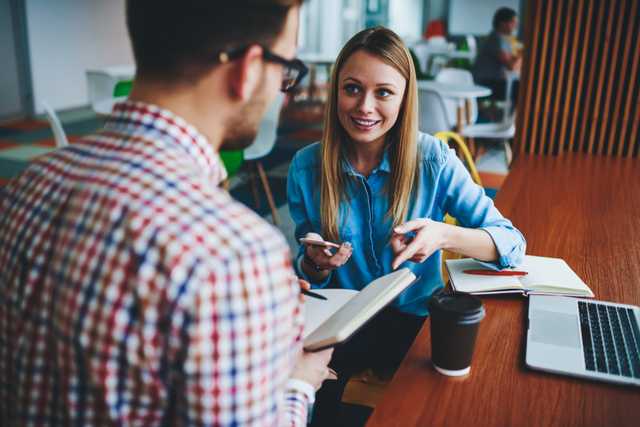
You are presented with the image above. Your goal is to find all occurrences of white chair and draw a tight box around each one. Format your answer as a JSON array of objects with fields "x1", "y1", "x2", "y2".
[
  {"x1": 40, "y1": 101, "x2": 68, "y2": 148},
  {"x1": 86, "y1": 66, "x2": 135, "y2": 113},
  {"x1": 245, "y1": 93, "x2": 286, "y2": 225},
  {"x1": 418, "y1": 88, "x2": 476, "y2": 163},
  {"x1": 418, "y1": 87, "x2": 453, "y2": 135},
  {"x1": 465, "y1": 34, "x2": 477, "y2": 63},
  {"x1": 411, "y1": 43, "x2": 430, "y2": 75},
  {"x1": 461, "y1": 113, "x2": 516, "y2": 165},
  {"x1": 435, "y1": 68, "x2": 479, "y2": 127}
]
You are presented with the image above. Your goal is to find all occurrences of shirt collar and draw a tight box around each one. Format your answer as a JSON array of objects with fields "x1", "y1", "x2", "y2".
[
  {"x1": 105, "y1": 101, "x2": 226, "y2": 184},
  {"x1": 341, "y1": 146, "x2": 391, "y2": 176}
]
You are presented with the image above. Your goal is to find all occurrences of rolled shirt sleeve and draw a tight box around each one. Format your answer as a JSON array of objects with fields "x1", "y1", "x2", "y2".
[{"x1": 436, "y1": 143, "x2": 526, "y2": 269}]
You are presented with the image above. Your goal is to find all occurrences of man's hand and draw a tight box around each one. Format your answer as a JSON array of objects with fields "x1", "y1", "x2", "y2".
[
  {"x1": 302, "y1": 232, "x2": 353, "y2": 271},
  {"x1": 390, "y1": 218, "x2": 445, "y2": 270},
  {"x1": 295, "y1": 276, "x2": 311, "y2": 304},
  {"x1": 290, "y1": 347, "x2": 334, "y2": 390}
]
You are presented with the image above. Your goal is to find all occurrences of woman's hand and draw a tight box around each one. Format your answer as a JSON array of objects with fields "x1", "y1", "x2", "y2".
[
  {"x1": 302, "y1": 233, "x2": 353, "y2": 271},
  {"x1": 390, "y1": 218, "x2": 500, "y2": 269},
  {"x1": 390, "y1": 218, "x2": 445, "y2": 270}
]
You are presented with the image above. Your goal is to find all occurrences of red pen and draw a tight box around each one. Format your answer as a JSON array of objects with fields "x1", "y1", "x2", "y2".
[{"x1": 464, "y1": 270, "x2": 528, "y2": 276}]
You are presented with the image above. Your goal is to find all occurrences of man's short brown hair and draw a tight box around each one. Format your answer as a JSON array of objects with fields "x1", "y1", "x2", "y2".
[{"x1": 126, "y1": 0, "x2": 303, "y2": 82}]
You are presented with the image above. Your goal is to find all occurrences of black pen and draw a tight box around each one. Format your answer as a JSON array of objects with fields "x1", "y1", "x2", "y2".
[{"x1": 301, "y1": 289, "x2": 327, "y2": 300}]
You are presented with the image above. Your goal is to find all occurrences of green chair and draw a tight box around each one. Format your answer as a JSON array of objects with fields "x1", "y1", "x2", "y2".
[
  {"x1": 218, "y1": 150, "x2": 244, "y2": 177},
  {"x1": 113, "y1": 80, "x2": 133, "y2": 97},
  {"x1": 409, "y1": 49, "x2": 431, "y2": 80}
]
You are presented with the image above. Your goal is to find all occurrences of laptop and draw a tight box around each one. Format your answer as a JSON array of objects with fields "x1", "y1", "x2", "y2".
[{"x1": 526, "y1": 295, "x2": 640, "y2": 387}]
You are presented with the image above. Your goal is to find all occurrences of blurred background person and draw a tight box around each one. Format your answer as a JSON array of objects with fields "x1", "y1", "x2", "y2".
[{"x1": 472, "y1": 7, "x2": 521, "y2": 107}]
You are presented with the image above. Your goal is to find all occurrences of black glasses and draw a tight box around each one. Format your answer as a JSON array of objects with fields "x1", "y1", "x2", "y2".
[{"x1": 219, "y1": 45, "x2": 309, "y2": 92}]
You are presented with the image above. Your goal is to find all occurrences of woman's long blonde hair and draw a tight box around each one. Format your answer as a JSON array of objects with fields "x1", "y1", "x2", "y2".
[{"x1": 320, "y1": 27, "x2": 419, "y2": 243}]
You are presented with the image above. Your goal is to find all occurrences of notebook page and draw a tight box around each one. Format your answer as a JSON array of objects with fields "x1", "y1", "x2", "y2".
[
  {"x1": 445, "y1": 258, "x2": 522, "y2": 292},
  {"x1": 518, "y1": 256, "x2": 593, "y2": 296},
  {"x1": 302, "y1": 289, "x2": 358, "y2": 339},
  {"x1": 303, "y1": 268, "x2": 416, "y2": 350}
]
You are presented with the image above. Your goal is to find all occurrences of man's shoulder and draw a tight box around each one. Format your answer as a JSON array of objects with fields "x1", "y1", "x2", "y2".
[{"x1": 136, "y1": 174, "x2": 288, "y2": 260}]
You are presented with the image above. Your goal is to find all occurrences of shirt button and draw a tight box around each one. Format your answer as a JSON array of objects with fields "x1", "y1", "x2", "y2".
[{"x1": 519, "y1": 245, "x2": 524, "y2": 250}]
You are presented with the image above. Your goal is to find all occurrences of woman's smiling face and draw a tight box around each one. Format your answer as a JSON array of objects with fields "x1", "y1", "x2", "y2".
[{"x1": 337, "y1": 50, "x2": 407, "y2": 148}]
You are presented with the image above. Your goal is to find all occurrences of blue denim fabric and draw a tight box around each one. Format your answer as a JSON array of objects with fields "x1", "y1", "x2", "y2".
[{"x1": 287, "y1": 132, "x2": 526, "y2": 315}]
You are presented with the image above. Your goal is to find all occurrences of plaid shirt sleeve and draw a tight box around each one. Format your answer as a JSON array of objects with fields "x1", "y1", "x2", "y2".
[{"x1": 163, "y1": 237, "x2": 309, "y2": 426}]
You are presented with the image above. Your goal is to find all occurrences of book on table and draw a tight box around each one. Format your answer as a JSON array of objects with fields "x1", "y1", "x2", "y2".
[
  {"x1": 302, "y1": 267, "x2": 418, "y2": 352},
  {"x1": 444, "y1": 255, "x2": 594, "y2": 297}
]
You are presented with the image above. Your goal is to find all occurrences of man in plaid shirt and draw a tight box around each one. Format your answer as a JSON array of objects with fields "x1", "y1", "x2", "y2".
[{"x1": 0, "y1": 0, "x2": 333, "y2": 425}]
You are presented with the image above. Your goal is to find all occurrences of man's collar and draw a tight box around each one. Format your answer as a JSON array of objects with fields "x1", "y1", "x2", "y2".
[{"x1": 107, "y1": 101, "x2": 226, "y2": 185}]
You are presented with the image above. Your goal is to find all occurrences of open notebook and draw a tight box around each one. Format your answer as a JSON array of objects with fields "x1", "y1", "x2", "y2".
[
  {"x1": 302, "y1": 268, "x2": 418, "y2": 351},
  {"x1": 444, "y1": 255, "x2": 594, "y2": 297}
]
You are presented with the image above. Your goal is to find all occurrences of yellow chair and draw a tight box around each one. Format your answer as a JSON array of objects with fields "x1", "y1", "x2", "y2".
[
  {"x1": 434, "y1": 131, "x2": 484, "y2": 283},
  {"x1": 433, "y1": 131, "x2": 483, "y2": 186}
]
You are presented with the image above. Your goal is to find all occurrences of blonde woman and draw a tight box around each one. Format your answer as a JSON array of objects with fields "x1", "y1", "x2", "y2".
[{"x1": 287, "y1": 27, "x2": 525, "y2": 426}]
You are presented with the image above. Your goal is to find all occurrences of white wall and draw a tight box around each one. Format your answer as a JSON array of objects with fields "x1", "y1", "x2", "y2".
[
  {"x1": 0, "y1": 0, "x2": 23, "y2": 119},
  {"x1": 25, "y1": 0, "x2": 134, "y2": 113},
  {"x1": 425, "y1": 0, "x2": 450, "y2": 23},
  {"x1": 319, "y1": 0, "x2": 346, "y2": 58},
  {"x1": 302, "y1": 0, "x2": 365, "y2": 58},
  {"x1": 448, "y1": 0, "x2": 519, "y2": 35},
  {"x1": 389, "y1": 0, "x2": 424, "y2": 43}
]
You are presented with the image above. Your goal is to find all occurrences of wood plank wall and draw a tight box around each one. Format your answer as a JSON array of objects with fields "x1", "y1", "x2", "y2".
[{"x1": 514, "y1": 0, "x2": 640, "y2": 157}]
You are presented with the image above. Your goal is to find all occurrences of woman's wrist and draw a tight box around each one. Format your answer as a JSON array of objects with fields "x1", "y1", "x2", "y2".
[
  {"x1": 439, "y1": 221, "x2": 456, "y2": 253},
  {"x1": 440, "y1": 225, "x2": 499, "y2": 262},
  {"x1": 303, "y1": 248, "x2": 325, "y2": 272},
  {"x1": 300, "y1": 253, "x2": 330, "y2": 282}
]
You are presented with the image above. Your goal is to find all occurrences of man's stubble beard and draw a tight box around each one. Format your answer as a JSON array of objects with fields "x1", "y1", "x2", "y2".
[{"x1": 220, "y1": 75, "x2": 273, "y2": 152}]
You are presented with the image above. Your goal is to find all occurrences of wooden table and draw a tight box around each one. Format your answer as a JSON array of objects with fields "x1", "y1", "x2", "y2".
[{"x1": 366, "y1": 152, "x2": 640, "y2": 427}]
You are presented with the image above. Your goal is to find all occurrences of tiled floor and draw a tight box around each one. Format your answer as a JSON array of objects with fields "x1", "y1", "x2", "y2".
[{"x1": 0, "y1": 114, "x2": 103, "y2": 187}]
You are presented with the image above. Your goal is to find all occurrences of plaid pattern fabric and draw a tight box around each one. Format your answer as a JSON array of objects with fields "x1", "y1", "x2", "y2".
[{"x1": 0, "y1": 102, "x2": 308, "y2": 426}]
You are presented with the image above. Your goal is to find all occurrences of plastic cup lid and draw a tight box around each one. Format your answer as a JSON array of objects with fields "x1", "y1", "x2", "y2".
[{"x1": 428, "y1": 290, "x2": 485, "y2": 324}]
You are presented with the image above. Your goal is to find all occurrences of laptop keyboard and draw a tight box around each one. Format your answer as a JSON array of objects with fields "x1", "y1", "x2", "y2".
[{"x1": 578, "y1": 301, "x2": 640, "y2": 377}]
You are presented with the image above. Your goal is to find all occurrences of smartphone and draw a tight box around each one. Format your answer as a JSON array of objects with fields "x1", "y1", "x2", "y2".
[{"x1": 299, "y1": 238, "x2": 340, "y2": 249}]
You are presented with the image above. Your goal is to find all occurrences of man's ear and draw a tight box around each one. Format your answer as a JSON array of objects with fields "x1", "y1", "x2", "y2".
[{"x1": 227, "y1": 45, "x2": 264, "y2": 101}]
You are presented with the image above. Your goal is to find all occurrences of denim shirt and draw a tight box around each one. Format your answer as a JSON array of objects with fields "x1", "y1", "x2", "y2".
[{"x1": 287, "y1": 132, "x2": 526, "y2": 315}]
